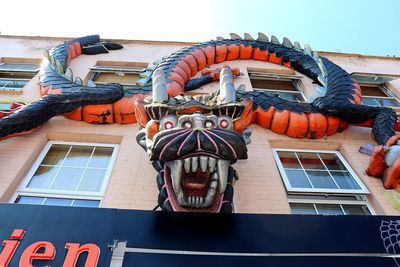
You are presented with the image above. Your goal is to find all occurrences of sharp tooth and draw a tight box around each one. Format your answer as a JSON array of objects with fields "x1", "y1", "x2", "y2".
[
  {"x1": 166, "y1": 160, "x2": 183, "y2": 194},
  {"x1": 184, "y1": 158, "x2": 191, "y2": 173},
  {"x1": 210, "y1": 180, "x2": 218, "y2": 189},
  {"x1": 200, "y1": 156, "x2": 208, "y2": 172},
  {"x1": 195, "y1": 196, "x2": 200, "y2": 208},
  {"x1": 177, "y1": 191, "x2": 187, "y2": 206},
  {"x1": 200, "y1": 197, "x2": 204, "y2": 206},
  {"x1": 191, "y1": 156, "x2": 198, "y2": 172},
  {"x1": 208, "y1": 157, "x2": 217, "y2": 172},
  {"x1": 217, "y1": 160, "x2": 230, "y2": 194},
  {"x1": 204, "y1": 184, "x2": 216, "y2": 207}
]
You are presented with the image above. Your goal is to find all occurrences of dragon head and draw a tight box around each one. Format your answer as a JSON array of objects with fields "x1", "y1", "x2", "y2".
[{"x1": 134, "y1": 68, "x2": 253, "y2": 212}]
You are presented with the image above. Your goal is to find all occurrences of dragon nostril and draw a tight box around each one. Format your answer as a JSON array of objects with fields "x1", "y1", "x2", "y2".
[{"x1": 184, "y1": 121, "x2": 192, "y2": 129}]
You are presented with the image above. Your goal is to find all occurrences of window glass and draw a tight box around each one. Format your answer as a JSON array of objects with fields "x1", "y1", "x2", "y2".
[
  {"x1": 286, "y1": 170, "x2": 311, "y2": 188},
  {"x1": 359, "y1": 84, "x2": 400, "y2": 107},
  {"x1": 306, "y1": 170, "x2": 338, "y2": 189},
  {"x1": 290, "y1": 201, "x2": 371, "y2": 215},
  {"x1": 315, "y1": 204, "x2": 344, "y2": 215},
  {"x1": 0, "y1": 62, "x2": 39, "y2": 92},
  {"x1": 274, "y1": 149, "x2": 368, "y2": 194},
  {"x1": 14, "y1": 142, "x2": 117, "y2": 207},
  {"x1": 249, "y1": 76, "x2": 306, "y2": 102},
  {"x1": 290, "y1": 203, "x2": 317, "y2": 215},
  {"x1": 15, "y1": 196, "x2": 100, "y2": 208}
]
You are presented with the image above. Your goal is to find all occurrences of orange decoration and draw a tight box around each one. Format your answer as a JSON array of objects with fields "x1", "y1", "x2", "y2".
[
  {"x1": 270, "y1": 110, "x2": 290, "y2": 134},
  {"x1": 133, "y1": 99, "x2": 149, "y2": 128},
  {"x1": 215, "y1": 45, "x2": 228, "y2": 63},
  {"x1": 252, "y1": 47, "x2": 269, "y2": 61},
  {"x1": 226, "y1": 44, "x2": 240, "y2": 61},
  {"x1": 167, "y1": 72, "x2": 186, "y2": 87},
  {"x1": 306, "y1": 113, "x2": 327, "y2": 139},
  {"x1": 183, "y1": 54, "x2": 198, "y2": 77},
  {"x1": 166, "y1": 81, "x2": 184, "y2": 97},
  {"x1": 269, "y1": 53, "x2": 282, "y2": 65},
  {"x1": 326, "y1": 116, "x2": 341, "y2": 136},
  {"x1": 383, "y1": 158, "x2": 400, "y2": 189},
  {"x1": 286, "y1": 112, "x2": 308, "y2": 138},
  {"x1": 113, "y1": 96, "x2": 137, "y2": 124},
  {"x1": 73, "y1": 42, "x2": 81, "y2": 55},
  {"x1": 176, "y1": 60, "x2": 192, "y2": 78},
  {"x1": 146, "y1": 120, "x2": 159, "y2": 140},
  {"x1": 82, "y1": 104, "x2": 114, "y2": 124},
  {"x1": 233, "y1": 99, "x2": 253, "y2": 133},
  {"x1": 191, "y1": 49, "x2": 207, "y2": 71},
  {"x1": 254, "y1": 107, "x2": 275, "y2": 129},
  {"x1": 64, "y1": 107, "x2": 82, "y2": 121},
  {"x1": 171, "y1": 66, "x2": 189, "y2": 82},
  {"x1": 201, "y1": 46, "x2": 215, "y2": 66}
]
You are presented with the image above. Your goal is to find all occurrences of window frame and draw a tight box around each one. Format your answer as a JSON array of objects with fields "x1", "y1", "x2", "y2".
[
  {"x1": 248, "y1": 72, "x2": 307, "y2": 102},
  {"x1": 89, "y1": 65, "x2": 146, "y2": 87},
  {"x1": 359, "y1": 84, "x2": 400, "y2": 108},
  {"x1": 351, "y1": 72, "x2": 400, "y2": 108},
  {"x1": 288, "y1": 195, "x2": 375, "y2": 215},
  {"x1": 11, "y1": 141, "x2": 119, "y2": 206},
  {"x1": 0, "y1": 62, "x2": 40, "y2": 92},
  {"x1": 272, "y1": 148, "x2": 370, "y2": 195}
]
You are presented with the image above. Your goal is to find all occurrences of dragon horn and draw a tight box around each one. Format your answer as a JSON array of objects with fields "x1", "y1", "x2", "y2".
[
  {"x1": 152, "y1": 68, "x2": 168, "y2": 103},
  {"x1": 219, "y1": 68, "x2": 236, "y2": 103}
]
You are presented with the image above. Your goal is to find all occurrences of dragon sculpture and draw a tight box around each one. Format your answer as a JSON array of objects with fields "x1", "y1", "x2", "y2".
[{"x1": 0, "y1": 34, "x2": 399, "y2": 213}]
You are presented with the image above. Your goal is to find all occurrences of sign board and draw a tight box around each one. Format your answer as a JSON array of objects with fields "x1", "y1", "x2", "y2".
[{"x1": 0, "y1": 204, "x2": 399, "y2": 266}]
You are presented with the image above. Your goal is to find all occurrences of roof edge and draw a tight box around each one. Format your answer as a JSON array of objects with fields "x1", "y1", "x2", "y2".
[{"x1": 0, "y1": 34, "x2": 399, "y2": 61}]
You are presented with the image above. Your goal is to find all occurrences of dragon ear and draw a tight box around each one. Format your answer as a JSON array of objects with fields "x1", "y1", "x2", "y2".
[
  {"x1": 218, "y1": 68, "x2": 236, "y2": 103},
  {"x1": 152, "y1": 68, "x2": 169, "y2": 103}
]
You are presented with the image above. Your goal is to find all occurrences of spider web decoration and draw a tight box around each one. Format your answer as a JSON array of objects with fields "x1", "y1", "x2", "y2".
[{"x1": 380, "y1": 220, "x2": 400, "y2": 266}]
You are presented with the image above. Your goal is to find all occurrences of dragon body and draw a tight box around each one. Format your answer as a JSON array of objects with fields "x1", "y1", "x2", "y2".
[{"x1": 0, "y1": 34, "x2": 399, "y2": 213}]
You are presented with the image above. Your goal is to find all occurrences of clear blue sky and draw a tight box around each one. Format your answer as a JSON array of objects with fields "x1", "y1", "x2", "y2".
[{"x1": 1, "y1": 0, "x2": 399, "y2": 56}]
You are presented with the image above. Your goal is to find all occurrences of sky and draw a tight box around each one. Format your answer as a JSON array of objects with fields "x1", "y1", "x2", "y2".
[{"x1": 1, "y1": 0, "x2": 399, "y2": 56}]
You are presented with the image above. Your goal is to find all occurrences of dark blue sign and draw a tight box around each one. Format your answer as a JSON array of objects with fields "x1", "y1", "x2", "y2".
[{"x1": 0, "y1": 204, "x2": 398, "y2": 266}]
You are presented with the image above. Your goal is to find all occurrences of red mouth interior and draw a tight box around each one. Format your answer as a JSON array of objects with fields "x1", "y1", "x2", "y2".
[
  {"x1": 182, "y1": 169, "x2": 211, "y2": 194},
  {"x1": 163, "y1": 164, "x2": 223, "y2": 212}
]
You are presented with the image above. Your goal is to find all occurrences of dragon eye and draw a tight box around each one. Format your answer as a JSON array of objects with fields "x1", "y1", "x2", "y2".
[
  {"x1": 217, "y1": 116, "x2": 233, "y2": 130},
  {"x1": 159, "y1": 115, "x2": 177, "y2": 130},
  {"x1": 164, "y1": 121, "x2": 174, "y2": 129}
]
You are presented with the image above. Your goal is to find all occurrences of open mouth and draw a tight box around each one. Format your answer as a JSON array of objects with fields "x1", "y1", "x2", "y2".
[{"x1": 163, "y1": 154, "x2": 232, "y2": 212}]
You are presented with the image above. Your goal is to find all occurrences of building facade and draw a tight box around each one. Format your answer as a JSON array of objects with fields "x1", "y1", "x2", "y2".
[{"x1": 0, "y1": 34, "x2": 399, "y2": 266}]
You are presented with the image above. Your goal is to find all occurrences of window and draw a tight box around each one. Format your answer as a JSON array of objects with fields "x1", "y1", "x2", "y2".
[
  {"x1": 273, "y1": 149, "x2": 372, "y2": 215},
  {"x1": 89, "y1": 61, "x2": 148, "y2": 90},
  {"x1": 288, "y1": 195, "x2": 372, "y2": 215},
  {"x1": 352, "y1": 72, "x2": 400, "y2": 108},
  {"x1": 249, "y1": 72, "x2": 306, "y2": 102},
  {"x1": 0, "y1": 61, "x2": 40, "y2": 93},
  {"x1": 359, "y1": 84, "x2": 400, "y2": 107},
  {"x1": 12, "y1": 141, "x2": 118, "y2": 207}
]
